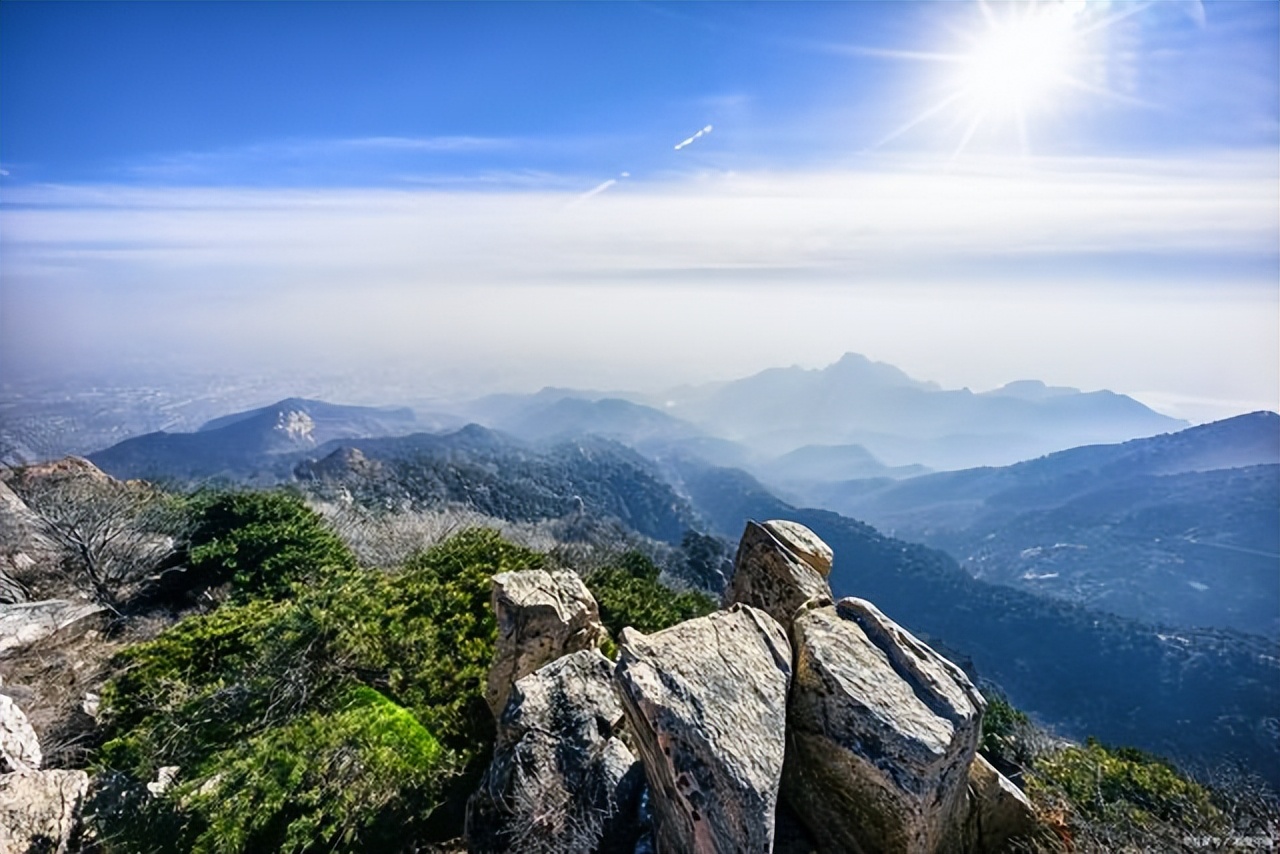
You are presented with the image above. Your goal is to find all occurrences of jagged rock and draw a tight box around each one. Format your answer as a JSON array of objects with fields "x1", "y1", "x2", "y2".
[
  {"x1": 613, "y1": 604, "x2": 791, "y2": 854},
  {"x1": 0, "y1": 599, "x2": 107, "y2": 657},
  {"x1": 763, "y1": 520, "x2": 833, "y2": 576},
  {"x1": 725, "y1": 520, "x2": 831, "y2": 628},
  {"x1": 468, "y1": 648, "x2": 643, "y2": 853},
  {"x1": 0, "y1": 769, "x2": 89, "y2": 854},
  {"x1": 486, "y1": 570, "x2": 607, "y2": 719},
  {"x1": 0, "y1": 693, "x2": 42, "y2": 772},
  {"x1": 964, "y1": 754, "x2": 1042, "y2": 854},
  {"x1": 785, "y1": 597, "x2": 985, "y2": 854}
]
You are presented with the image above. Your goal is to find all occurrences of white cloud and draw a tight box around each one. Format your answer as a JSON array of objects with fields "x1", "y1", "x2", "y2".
[
  {"x1": 1, "y1": 151, "x2": 1275, "y2": 409},
  {"x1": 5, "y1": 151, "x2": 1274, "y2": 285}
]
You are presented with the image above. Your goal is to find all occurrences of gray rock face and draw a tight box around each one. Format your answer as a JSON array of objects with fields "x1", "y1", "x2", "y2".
[
  {"x1": 964, "y1": 754, "x2": 1041, "y2": 854},
  {"x1": 614, "y1": 604, "x2": 792, "y2": 854},
  {"x1": 467, "y1": 649, "x2": 643, "y2": 854},
  {"x1": 763, "y1": 520, "x2": 833, "y2": 577},
  {"x1": 785, "y1": 597, "x2": 985, "y2": 854},
  {"x1": 0, "y1": 769, "x2": 89, "y2": 854},
  {"x1": 486, "y1": 570, "x2": 607, "y2": 719},
  {"x1": 0, "y1": 693, "x2": 42, "y2": 773},
  {"x1": 725, "y1": 521, "x2": 832, "y2": 628},
  {"x1": 0, "y1": 599, "x2": 107, "y2": 658}
]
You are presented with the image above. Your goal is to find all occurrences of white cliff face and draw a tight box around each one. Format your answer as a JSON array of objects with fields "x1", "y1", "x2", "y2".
[
  {"x1": 276, "y1": 410, "x2": 316, "y2": 444},
  {"x1": 784, "y1": 597, "x2": 985, "y2": 854}
]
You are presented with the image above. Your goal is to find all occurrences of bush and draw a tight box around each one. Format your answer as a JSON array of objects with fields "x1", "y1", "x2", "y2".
[
  {"x1": 94, "y1": 526, "x2": 546, "y2": 852},
  {"x1": 1032, "y1": 739, "x2": 1219, "y2": 826},
  {"x1": 186, "y1": 490, "x2": 356, "y2": 598},
  {"x1": 586, "y1": 551, "x2": 717, "y2": 639},
  {"x1": 178, "y1": 686, "x2": 449, "y2": 854}
]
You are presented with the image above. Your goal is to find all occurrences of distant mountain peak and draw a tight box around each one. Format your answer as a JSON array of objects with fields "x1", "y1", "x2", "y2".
[
  {"x1": 825, "y1": 352, "x2": 933, "y2": 390},
  {"x1": 987, "y1": 380, "x2": 1082, "y2": 401}
]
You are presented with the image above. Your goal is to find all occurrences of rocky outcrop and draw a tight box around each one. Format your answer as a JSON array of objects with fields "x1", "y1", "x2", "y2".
[
  {"x1": 0, "y1": 769, "x2": 89, "y2": 854},
  {"x1": 963, "y1": 754, "x2": 1042, "y2": 854},
  {"x1": 613, "y1": 604, "x2": 792, "y2": 854},
  {"x1": 0, "y1": 693, "x2": 42, "y2": 773},
  {"x1": 467, "y1": 649, "x2": 643, "y2": 854},
  {"x1": 486, "y1": 570, "x2": 608, "y2": 719},
  {"x1": 0, "y1": 600, "x2": 107, "y2": 658},
  {"x1": 469, "y1": 517, "x2": 1045, "y2": 854},
  {"x1": 762, "y1": 519, "x2": 833, "y2": 576},
  {"x1": 784, "y1": 597, "x2": 985, "y2": 854},
  {"x1": 725, "y1": 520, "x2": 831, "y2": 628}
]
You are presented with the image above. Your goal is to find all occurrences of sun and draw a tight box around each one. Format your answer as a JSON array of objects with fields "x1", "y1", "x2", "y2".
[
  {"x1": 876, "y1": 0, "x2": 1127, "y2": 157},
  {"x1": 957, "y1": 3, "x2": 1082, "y2": 117}
]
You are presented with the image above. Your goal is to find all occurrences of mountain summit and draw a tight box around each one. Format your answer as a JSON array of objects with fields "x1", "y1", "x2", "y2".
[{"x1": 652, "y1": 353, "x2": 1184, "y2": 469}]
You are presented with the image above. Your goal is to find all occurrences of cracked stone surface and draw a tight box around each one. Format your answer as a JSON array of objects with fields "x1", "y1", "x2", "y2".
[
  {"x1": 486, "y1": 569, "x2": 607, "y2": 719},
  {"x1": 725, "y1": 520, "x2": 832, "y2": 630},
  {"x1": 0, "y1": 600, "x2": 107, "y2": 658},
  {"x1": 468, "y1": 649, "x2": 643, "y2": 854},
  {"x1": 0, "y1": 769, "x2": 89, "y2": 854},
  {"x1": 763, "y1": 520, "x2": 833, "y2": 577},
  {"x1": 0, "y1": 693, "x2": 42, "y2": 772},
  {"x1": 614, "y1": 603, "x2": 792, "y2": 854},
  {"x1": 784, "y1": 597, "x2": 985, "y2": 854}
]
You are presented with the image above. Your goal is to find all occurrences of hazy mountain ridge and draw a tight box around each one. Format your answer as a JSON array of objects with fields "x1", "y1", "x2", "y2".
[
  {"x1": 300, "y1": 427, "x2": 704, "y2": 545},
  {"x1": 644, "y1": 353, "x2": 1186, "y2": 468},
  {"x1": 811, "y1": 412, "x2": 1280, "y2": 635},
  {"x1": 87, "y1": 398, "x2": 432, "y2": 483},
  {"x1": 87, "y1": 408, "x2": 706, "y2": 550},
  {"x1": 674, "y1": 461, "x2": 1280, "y2": 785}
]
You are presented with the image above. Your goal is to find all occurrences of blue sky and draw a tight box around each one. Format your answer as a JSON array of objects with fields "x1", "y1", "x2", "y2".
[{"x1": 1, "y1": 1, "x2": 1277, "y2": 419}]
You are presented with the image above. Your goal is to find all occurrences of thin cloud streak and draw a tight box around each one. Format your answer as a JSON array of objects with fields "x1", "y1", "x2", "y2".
[{"x1": 7, "y1": 152, "x2": 1272, "y2": 287}]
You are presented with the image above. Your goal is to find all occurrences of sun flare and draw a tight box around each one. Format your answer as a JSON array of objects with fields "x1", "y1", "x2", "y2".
[
  {"x1": 958, "y1": 4, "x2": 1081, "y2": 115},
  {"x1": 876, "y1": 0, "x2": 1126, "y2": 157}
]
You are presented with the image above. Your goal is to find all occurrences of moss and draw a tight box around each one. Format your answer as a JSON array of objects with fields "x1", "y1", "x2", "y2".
[{"x1": 180, "y1": 686, "x2": 449, "y2": 854}]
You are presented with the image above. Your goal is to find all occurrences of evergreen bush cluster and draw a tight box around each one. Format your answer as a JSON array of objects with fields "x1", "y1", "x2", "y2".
[
  {"x1": 585, "y1": 550, "x2": 718, "y2": 638},
  {"x1": 93, "y1": 492, "x2": 544, "y2": 853}
]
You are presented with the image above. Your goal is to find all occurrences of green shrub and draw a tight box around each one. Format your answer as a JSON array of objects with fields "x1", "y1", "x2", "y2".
[
  {"x1": 980, "y1": 692, "x2": 1033, "y2": 767},
  {"x1": 178, "y1": 686, "x2": 450, "y2": 854},
  {"x1": 586, "y1": 550, "x2": 718, "y2": 638},
  {"x1": 1031, "y1": 738, "x2": 1220, "y2": 827},
  {"x1": 94, "y1": 526, "x2": 545, "y2": 852},
  {"x1": 186, "y1": 490, "x2": 356, "y2": 598}
]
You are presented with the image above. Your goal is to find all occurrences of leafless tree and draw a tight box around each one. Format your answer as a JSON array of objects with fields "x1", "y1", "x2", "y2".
[{"x1": 11, "y1": 464, "x2": 181, "y2": 611}]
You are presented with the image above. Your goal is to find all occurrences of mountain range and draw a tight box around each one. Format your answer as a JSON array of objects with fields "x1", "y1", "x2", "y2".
[
  {"x1": 673, "y1": 461, "x2": 1280, "y2": 785},
  {"x1": 77, "y1": 392, "x2": 1280, "y2": 785},
  {"x1": 811, "y1": 412, "x2": 1280, "y2": 636},
  {"x1": 634, "y1": 353, "x2": 1186, "y2": 469}
]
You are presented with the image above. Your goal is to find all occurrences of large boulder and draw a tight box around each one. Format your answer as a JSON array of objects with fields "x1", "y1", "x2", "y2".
[
  {"x1": 613, "y1": 603, "x2": 792, "y2": 854},
  {"x1": 785, "y1": 597, "x2": 985, "y2": 854},
  {"x1": 0, "y1": 769, "x2": 89, "y2": 854},
  {"x1": 725, "y1": 521, "x2": 831, "y2": 628},
  {"x1": 0, "y1": 693, "x2": 42, "y2": 772},
  {"x1": 486, "y1": 570, "x2": 607, "y2": 719},
  {"x1": 0, "y1": 600, "x2": 107, "y2": 658},
  {"x1": 467, "y1": 649, "x2": 643, "y2": 853}
]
